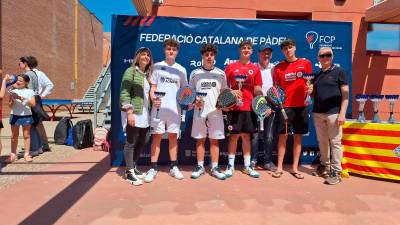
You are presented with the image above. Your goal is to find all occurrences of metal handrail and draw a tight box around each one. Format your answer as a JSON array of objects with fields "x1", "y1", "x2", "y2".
[{"x1": 93, "y1": 63, "x2": 111, "y2": 127}]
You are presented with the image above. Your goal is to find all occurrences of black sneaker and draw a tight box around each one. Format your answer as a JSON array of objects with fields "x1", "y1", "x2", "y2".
[
  {"x1": 125, "y1": 170, "x2": 143, "y2": 186},
  {"x1": 134, "y1": 167, "x2": 145, "y2": 179},
  {"x1": 324, "y1": 172, "x2": 341, "y2": 185},
  {"x1": 312, "y1": 165, "x2": 328, "y2": 177}
]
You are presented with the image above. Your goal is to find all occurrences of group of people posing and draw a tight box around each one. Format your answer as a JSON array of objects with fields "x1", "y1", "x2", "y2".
[
  {"x1": 120, "y1": 38, "x2": 349, "y2": 186},
  {"x1": 0, "y1": 56, "x2": 54, "y2": 163}
]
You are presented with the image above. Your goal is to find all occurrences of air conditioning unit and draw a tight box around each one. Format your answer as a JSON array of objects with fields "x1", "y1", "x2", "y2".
[{"x1": 152, "y1": 0, "x2": 164, "y2": 5}]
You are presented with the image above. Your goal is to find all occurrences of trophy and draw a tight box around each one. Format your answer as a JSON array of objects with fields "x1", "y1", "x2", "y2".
[
  {"x1": 385, "y1": 95, "x2": 399, "y2": 123},
  {"x1": 234, "y1": 75, "x2": 247, "y2": 107},
  {"x1": 153, "y1": 91, "x2": 166, "y2": 122},
  {"x1": 355, "y1": 94, "x2": 368, "y2": 122},
  {"x1": 303, "y1": 73, "x2": 315, "y2": 106},
  {"x1": 370, "y1": 94, "x2": 384, "y2": 123},
  {"x1": 196, "y1": 91, "x2": 207, "y2": 118}
]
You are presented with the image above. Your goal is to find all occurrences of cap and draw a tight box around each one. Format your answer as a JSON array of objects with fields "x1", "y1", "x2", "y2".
[
  {"x1": 258, "y1": 44, "x2": 273, "y2": 52},
  {"x1": 134, "y1": 47, "x2": 152, "y2": 57}
]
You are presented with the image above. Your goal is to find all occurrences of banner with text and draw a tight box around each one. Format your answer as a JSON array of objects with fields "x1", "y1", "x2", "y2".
[{"x1": 110, "y1": 15, "x2": 352, "y2": 166}]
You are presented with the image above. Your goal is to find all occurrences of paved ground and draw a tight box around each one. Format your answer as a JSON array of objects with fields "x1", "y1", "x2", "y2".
[{"x1": 0, "y1": 112, "x2": 399, "y2": 225}]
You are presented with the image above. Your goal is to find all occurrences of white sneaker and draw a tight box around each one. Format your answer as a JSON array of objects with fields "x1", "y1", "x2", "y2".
[
  {"x1": 191, "y1": 165, "x2": 205, "y2": 179},
  {"x1": 144, "y1": 168, "x2": 158, "y2": 183},
  {"x1": 125, "y1": 170, "x2": 143, "y2": 186},
  {"x1": 169, "y1": 166, "x2": 184, "y2": 180},
  {"x1": 211, "y1": 166, "x2": 226, "y2": 180},
  {"x1": 224, "y1": 164, "x2": 234, "y2": 178},
  {"x1": 243, "y1": 166, "x2": 260, "y2": 178}
]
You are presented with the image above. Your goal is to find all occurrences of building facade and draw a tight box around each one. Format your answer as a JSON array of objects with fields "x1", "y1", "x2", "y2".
[
  {"x1": 131, "y1": 0, "x2": 400, "y2": 119},
  {"x1": 0, "y1": 0, "x2": 103, "y2": 116}
]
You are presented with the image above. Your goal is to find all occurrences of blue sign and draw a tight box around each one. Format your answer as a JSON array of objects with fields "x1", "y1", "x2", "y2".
[{"x1": 111, "y1": 15, "x2": 352, "y2": 166}]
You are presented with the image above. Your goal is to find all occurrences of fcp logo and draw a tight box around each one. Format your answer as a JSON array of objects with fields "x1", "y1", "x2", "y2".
[{"x1": 306, "y1": 31, "x2": 318, "y2": 49}]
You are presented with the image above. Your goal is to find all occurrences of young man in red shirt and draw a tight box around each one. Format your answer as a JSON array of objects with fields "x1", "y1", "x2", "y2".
[
  {"x1": 272, "y1": 39, "x2": 313, "y2": 179},
  {"x1": 224, "y1": 40, "x2": 263, "y2": 178}
]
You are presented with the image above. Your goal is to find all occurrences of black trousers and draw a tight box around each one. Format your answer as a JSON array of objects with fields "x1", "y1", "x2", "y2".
[{"x1": 123, "y1": 125, "x2": 149, "y2": 170}]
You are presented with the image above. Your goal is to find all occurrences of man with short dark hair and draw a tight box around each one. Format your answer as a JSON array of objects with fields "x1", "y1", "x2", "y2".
[
  {"x1": 144, "y1": 39, "x2": 188, "y2": 183},
  {"x1": 189, "y1": 43, "x2": 227, "y2": 180},
  {"x1": 272, "y1": 38, "x2": 312, "y2": 179},
  {"x1": 224, "y1": 40, "x2": 263, "y2": 178}
]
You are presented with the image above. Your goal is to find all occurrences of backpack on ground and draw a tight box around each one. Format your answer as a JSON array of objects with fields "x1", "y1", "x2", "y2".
[
  {"x1": 72, "y1": 119, "x2": 94, "y2": 149},
  {"x1": 54, "y1": 117, "x2": 73, "y2": 145},
  {"x1": 93, "y1": 127, "x2": 110, "y2": 152}
]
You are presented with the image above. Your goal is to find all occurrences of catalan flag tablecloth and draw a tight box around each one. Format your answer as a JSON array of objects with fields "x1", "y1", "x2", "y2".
[{"x1": 342, "y1": 121, "x2": 400, "y2": 181}]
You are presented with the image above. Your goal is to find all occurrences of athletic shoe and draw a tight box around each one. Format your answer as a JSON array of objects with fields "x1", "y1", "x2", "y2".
[
  {"x1": 134, "y1": 167, "x2": 145, "y2": 179},
  {"x1": 211, "y1": 166, "x2": 226, "y2": 180},
  {"x1": 144, "y1": 168, "x2": 158, "y2": 183},
  {"x1": 242, "y1": 166, "x2": 260, "y2": 178},
  {"x1": 125, "y1": 170, "x2": 143, "y2": 186},
  {"x1": 312, "y1": 165, "x2": 328, "y2": 177},
  {"x1": 324, "y1": 172, "x2": 341, "y2": 185},
  {"x1": 191, "y1": 165, "x2": 205, "y2": 179},
  {"x1": 224, "y1": 164, "x2": 234, "y2": 178},
  {"x1": 250, "y1": 160, "x2": 257, "y2": 170},
  {"x1": 263, "y1": 162, "x2": 277, "y2": 172},
  {"x1": 169, "y1": 166, "x2": 184, "y2": 180}
]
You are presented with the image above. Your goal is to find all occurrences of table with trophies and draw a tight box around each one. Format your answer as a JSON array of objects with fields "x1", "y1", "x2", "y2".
[{"x1": 341, "y1": 94, "x2": 400, "y2": 181}]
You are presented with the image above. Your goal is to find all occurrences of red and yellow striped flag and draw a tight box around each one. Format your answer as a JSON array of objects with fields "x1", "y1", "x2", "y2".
[{"x1": 342, "y1": 121, "x2": 400, "y2": 181}]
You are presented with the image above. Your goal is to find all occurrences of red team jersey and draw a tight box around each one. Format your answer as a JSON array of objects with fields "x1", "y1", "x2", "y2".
[
  {"x1": 225, "y1": 61, "x2": 262, "y2": 111},
  {"x1": 273, "y1": 58, "x2": 313, "y2": 107}
]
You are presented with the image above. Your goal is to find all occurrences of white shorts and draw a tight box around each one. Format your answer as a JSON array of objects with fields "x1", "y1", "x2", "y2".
[
  {"x1": 150, "y1": 109, "x2": 181, "y2": 134},
  {"x1": 191, "y1": 110, "x2": 225, "y2": 140}
]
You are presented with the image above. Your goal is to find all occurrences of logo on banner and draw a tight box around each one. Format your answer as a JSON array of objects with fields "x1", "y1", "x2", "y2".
[{"x1": 306, "y1": 31, "x2": 318, "y2": 49}]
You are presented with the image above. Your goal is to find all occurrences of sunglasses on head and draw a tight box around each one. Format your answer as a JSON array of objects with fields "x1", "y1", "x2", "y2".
[{"x1": 318, "y1": 53, "x2": 332, "y2": 58}]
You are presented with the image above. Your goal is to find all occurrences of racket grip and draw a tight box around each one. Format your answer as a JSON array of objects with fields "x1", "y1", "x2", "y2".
[
  {"x1": 281, "y1": 108, "x2": 288, "y2": 120},
  {"x1": 154, "y1": 109, "x2": 160, "y2": 121},
  {"x1": 181, "y1": 109, "x2": 186, "y2": 122},
  {"x1": 260, "y1": 120, "x2": 264, "y2": 131}
]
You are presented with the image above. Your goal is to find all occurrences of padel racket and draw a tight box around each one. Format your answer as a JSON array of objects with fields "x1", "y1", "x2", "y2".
[
  {"x1": 153, "y1": 91, "x2": 166, "y2": 122},
  {"x1": 267, "y1": 86, "x2": 288, "y2": 120},
  {"x1": 216, "y1": 88, "x2": 237, "y2": 110},
  {"x1": 251, "y1": 96, "x2": 271, "y2": 131},
  {"x1": 196, "y1": 91, "x2": 207, "y2": 118},
  {"x1": 176, "y1": 86, "x2": 196, "y2": 122}
]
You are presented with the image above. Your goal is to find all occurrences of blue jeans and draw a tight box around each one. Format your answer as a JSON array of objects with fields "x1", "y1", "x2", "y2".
[{"x1": 251, "y1": 112, "x2": 279, "y2": 164}]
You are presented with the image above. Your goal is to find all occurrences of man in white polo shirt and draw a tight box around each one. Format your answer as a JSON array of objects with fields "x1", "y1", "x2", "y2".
[{"x1": 251, "y1": 44, "x2": 278, "y2": 172}]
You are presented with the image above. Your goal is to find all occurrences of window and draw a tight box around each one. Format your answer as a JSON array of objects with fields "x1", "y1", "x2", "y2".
[{"x1": 367, "y1": 23, "x2": 400, "y2": 55}]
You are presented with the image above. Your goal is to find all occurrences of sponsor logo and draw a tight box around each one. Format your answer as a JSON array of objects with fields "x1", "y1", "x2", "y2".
[
  {"x1": 201, "y1": 81, "x2": 217, "y2": 89},
  {"x1": 284, "y1": 72, "x2": 297, "y2": 81},
  {"x1": 296, "y1": 72, "x2": 303, "y2": 78},
  {"x1": 160, "y1": 76, "x2": 178, "y2": 84},
  {"x1": 305, "y1": 31, "x2": 340, "y2": 50},
  {"x1": 248, "y1": 69, "x2": 254, "y2": 75}
]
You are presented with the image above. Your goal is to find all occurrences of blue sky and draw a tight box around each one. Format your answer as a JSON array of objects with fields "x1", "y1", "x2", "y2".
[{"x1": 80, "y1": 0, "x2": 137, "y2": 32}]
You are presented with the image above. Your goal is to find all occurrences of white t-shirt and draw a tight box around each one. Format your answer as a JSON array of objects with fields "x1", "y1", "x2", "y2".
[
  {"x1": 189, "y1": 67, "x2": 227, "y2": 117},
  {"x1": 152, "y1": 61, "x2": 187, "y2": 118},
  {"x1": 134, "y1": 74, "x2": 151, "y2": 128},
  {"x1": 258, "y1": 63, "x2": 274, "y2": 95},
  {"x1": 10, "y1": 88, "x2": 35, "y2": 116},
  {"x1": 33, "y1": 68, "x2": 54, "y2": 97}
]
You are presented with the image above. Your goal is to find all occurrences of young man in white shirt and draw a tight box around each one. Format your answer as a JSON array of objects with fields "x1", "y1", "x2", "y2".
[
  {"x1": 250, "y1": 45, "x2": 278, "y2": 172},
  {"x1": 189, "y1": 43, "x2": 227, "y2": 180},
  {"x1": 144, "y1": 39, "x2": 188, "y2": 182},
  {"x1": 29, "y1": 56, "x2": 54, "y2": 152}
]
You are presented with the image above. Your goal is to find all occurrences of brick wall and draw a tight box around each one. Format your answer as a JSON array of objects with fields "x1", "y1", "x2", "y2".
[{"x1": 0, "y1": 0, "x2": 103, "y2": 117}]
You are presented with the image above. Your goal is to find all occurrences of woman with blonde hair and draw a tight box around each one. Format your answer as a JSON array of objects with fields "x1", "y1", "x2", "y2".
[{"x1": 120, "y1": 47, "x2": 159, "y2": 186}]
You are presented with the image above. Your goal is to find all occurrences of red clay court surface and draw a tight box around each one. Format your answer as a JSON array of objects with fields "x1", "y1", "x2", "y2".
[{"x1": 0, "y1": 149, "x2": 399, "y2": 225}]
